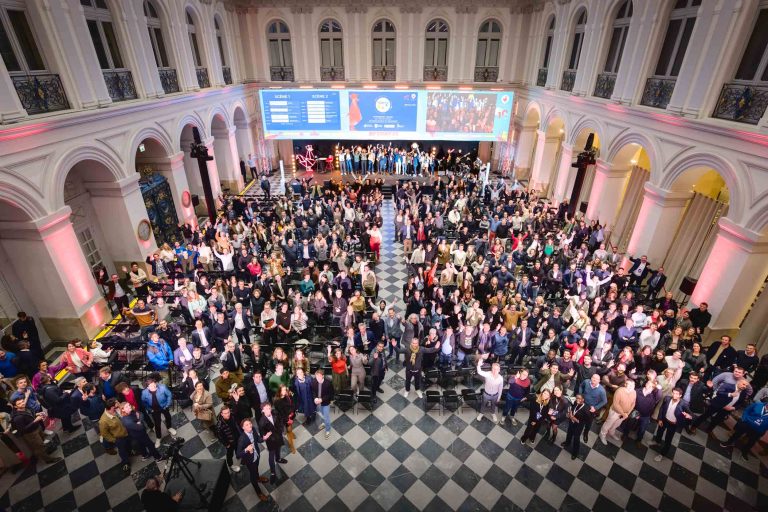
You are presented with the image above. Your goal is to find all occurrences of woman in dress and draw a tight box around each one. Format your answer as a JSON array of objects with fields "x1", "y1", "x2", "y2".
[
  {"x1": 368, "y1": 225, "x2": 382, "y2": 262},
  {"x1": 328, "y1": 346, "x2": 349, "y2": 393}
]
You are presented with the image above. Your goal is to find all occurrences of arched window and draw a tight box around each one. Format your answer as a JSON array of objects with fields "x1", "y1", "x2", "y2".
[
  {"x1": 372, "y1": 19, "x2": 396, "y2": 81},
  {"x1": 0, "y1": 1, "x2": 69, "y2": 114},
  {"x1": 537, "y1": 16, "x2": 555, "y2": 86},
  {"x1": 424, "y1": 19, "x2": 449, "y2": 81},
  {"x1": 83, "y1": 0, "x2": 137, "y2": 101},
  {"x1": 712, "y1": 1, "x2": 768, "y2": 124},
  {"x1": 594, "y1": 0, "x2": 632, "y2": 99},
  {"x1": 143, "y1": 0, "x2": 178, "y2": 94},
  {"x1": 186, "y1": 9, "x2": 209, "y2": 88},
  {"x1": 319, "y1": 19, "x2": 344, "y2": 81},
  {"x1": 475, "y1": 19, "x2": 501, "y2": 82},
  {"x1": 267, "y1": 20, "x2": 293, "y2": 81},
  {"x1": 214, "y1": 16, "x2": 231, "y2": 84},
  {"x1": 561, "y1": 9, "x2": 587, "y2": 91},
  {"x1": 641, "y1": 0, "x2": 700, "y2": 108}
]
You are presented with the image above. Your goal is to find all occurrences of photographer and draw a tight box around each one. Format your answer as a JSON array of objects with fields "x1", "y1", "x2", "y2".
[
  {"x1": 141, "y1": 475, "x2": 182, "y2": 512},
  {"x1": 10, "y1": 396, "x2": 61, "y2": 464}
]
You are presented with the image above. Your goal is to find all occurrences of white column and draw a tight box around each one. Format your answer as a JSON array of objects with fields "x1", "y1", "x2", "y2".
[
  {"x1": 86, "y1": 175, "x2": 157, "y2": 269},
  {"x1": 572, "y1": 18, "x2": 604, "y2": 97},
  {"x1": 514, "y1": 126, "x2": 538, "y2": 177},
  {"x1": 167, "y1": 3, "x2": 199, "y2": 92},
  {"x1": 738, "y1": 282, "x2": 768, "y2": 351},
  {"x1": 119, "y1": 0, "x2": 164, "y2": 98},
  {"x1": 0, "y1": 207, "x2": 110, "y2": 340},
  {"x1": 689, "y1": 218, "x2": 768, "y2": 339},
  {"x1": 551, "y1": 143, "x2": 574, "y2": 203},
  {"x1": 212, "y1": 127, "x2": 243, "y2": 192},
  {"x1": 528, "y1": 130, "x2": 547, "y2": 189},
  {"x1": 585, "y1": 160, "x2": 631, "y2": 226},
  {"x1": 612, "y1": 0, "x2": 657, "y2": 105},
  {"x1": 625, "y1": 183, "x2": 691, "y2": 264}
]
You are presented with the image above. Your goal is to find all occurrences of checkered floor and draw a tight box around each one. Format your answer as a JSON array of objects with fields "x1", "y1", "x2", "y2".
[{"x1": 3, "y1": 199, "x2": 767, "y2": 511}]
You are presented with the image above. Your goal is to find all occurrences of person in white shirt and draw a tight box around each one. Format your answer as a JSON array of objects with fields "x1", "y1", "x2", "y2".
[
  {"x1": 476, "y1": 354, "x2": 504, "y2": 424},
  {"x1": 639, "y1": 323, "x2": 660, "y2": 350}
]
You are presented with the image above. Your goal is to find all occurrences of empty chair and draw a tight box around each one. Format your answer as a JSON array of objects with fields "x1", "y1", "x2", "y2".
[
  {"x1": 443, "y1": 389, "x2": 460, "y2": 414},
  {"x1": 357, "y1": 390, "x2": 375, "y2": 412},
  {"x1": 334, "y1": 390, "x2": 356, "y2": 414},
  {"x1": 423, "y1": 367, "x2": 440, "y2": 389},
  {"x1": 424, "y1": 390, "x2": 442, "y2": 414},
  {"x1": 460, "y1": 388, "x2": 480, "y2": 414},
  {"x1": 441, "y1": 368, "x2": 459, "y2": 389}
]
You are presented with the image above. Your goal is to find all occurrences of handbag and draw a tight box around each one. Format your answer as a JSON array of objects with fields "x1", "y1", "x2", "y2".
[{"x1": 196, "y1": 408, "x2": 213, "y2": 422}]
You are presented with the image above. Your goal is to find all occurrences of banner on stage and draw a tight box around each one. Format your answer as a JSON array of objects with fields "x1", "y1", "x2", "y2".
[{"x1": 259, "y1": 88, "x2": 512, "y2": 142}]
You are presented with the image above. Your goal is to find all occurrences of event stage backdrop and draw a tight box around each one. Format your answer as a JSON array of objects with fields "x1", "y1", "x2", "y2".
[{"x1": 259, "y1": 89, "x2": 513, "y2": 141}]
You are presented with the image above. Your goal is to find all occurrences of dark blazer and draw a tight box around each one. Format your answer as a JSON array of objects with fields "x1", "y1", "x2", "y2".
[
  {"x1": 396, "y1": 344, "x2": 439, "y2": 372},
  {"x1": 526, "y1": 400, "x2": 548, "y2": 425},
  {"x1": 227, "y1": 310, "x2": 253, "y2": 331},
  {"x1": 310, "y1": 377, "x2": 334, "y2": 406},
  {"x1": 236, "y1": 430, "x2": 262, "y2": 462},
  {"x1": 257, "y1": 414, "x2": 284, "y2": 451},
  {"x1": 705, "y1": 342, "x2": 737, "y2": 371},
  {"x1": 245, "y1": 379, "x2": 272, "y2": 415},
  {"x1": 190, "y1": 327, "x2": 213, "y2": 349},
  {"x1": 678, "y1": 379, "x2": 710, "y2": 413},
  {"x1": 658, "y1": 396, "x2": 692, "y2": 429},
  {"x1": 709, "y1": 383, "x2": 748, "y2": 410}
]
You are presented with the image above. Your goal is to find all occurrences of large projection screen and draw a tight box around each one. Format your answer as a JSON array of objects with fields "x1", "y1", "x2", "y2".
[{"x1": 259, "y1": 89, "x2": 513, "y2": 141}]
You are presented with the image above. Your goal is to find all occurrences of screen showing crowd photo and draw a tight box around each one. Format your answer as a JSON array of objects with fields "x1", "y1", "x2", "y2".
[{"x1": 259, "y1": 88, "x2": 513, "y2": 141}]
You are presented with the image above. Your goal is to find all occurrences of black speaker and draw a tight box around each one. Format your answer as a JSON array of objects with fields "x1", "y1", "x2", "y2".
[
  {"x1": 191, "y1": 194, "x2": 200, "y2": 207},
  {"x1": 163, "y1": 459, "x2": 230, "y2": 512},
  {"x1": 584, "y1": 133, "x2": 595, "y2": 152},
  {"x1": 680, "y1": 276, "x2": 698, "y2": 296}
]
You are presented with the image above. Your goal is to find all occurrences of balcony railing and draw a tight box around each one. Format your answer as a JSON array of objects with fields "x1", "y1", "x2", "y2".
[
  {"x1": 593, "y1": 72, "x2": 617, "y2": 99},
  {"x1": 640, "y1": 77, "x2": 676, "y2": 109},
  {"x1": 561, "y1": 70, "x2": 577, "y2": 92},
  {"x1": 474, "y1": 66, "x2": 499, "y2": 83},
  {"x1": 103, "y1": 70, "x2": 137, "y2": 102},
  {"x1": 222, "y1": 66, "x2": 232, "y2": 85},
  {"x1": 196, "y1": 67, "x2": 210, "y2": 89},
  {"x1": 537, "y1": 67, "x2": 548, "y2": 87},
  {"x1": 270, "y1": 66, "x2": 294, "y2": 81},
  {"x1": 320, "y1": 66, "x2": 345, "y2": 81},
  {"x1": 10, "y1": 73, "x2": 70, "y2": 115},
  {"x1": 423, "y1": 65, "x2": 448, "y2": 82},
  {"x1": 712, "y1": 83, "x2": 768, "y2": 125},
  {"x1": 158, "y1": 68, "x2": 179, "y2": 94},
  {"x1": 372, "y1": 66, "x2": 396, "y2": 81}
]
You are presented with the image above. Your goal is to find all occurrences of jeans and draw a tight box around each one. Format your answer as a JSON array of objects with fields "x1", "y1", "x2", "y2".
[
  {"x1": 503, "y1": 396, "x2": 523, "y2": 417},
  {"x1": 481, "y1": 392, "x2": 500, "y2": 415},
  {"x1": 621, "y1": 415, "x2": 651, "y2": 441},
  {"x1": 319, "y1": 404, "x2": 331, "y2": 433},
  {"x1": 439, "y1": 352, "x2": 453, "y2": 367}
]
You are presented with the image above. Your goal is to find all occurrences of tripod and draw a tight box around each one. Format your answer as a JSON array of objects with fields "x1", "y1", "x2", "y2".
[{"x1": 163, "y1": 440, "x2": 210, "y2": 507}]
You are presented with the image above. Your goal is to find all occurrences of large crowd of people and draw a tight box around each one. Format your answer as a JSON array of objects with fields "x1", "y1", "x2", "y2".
[{"x1": 0, "y1": 159, "x2": 766, "y2": 507}]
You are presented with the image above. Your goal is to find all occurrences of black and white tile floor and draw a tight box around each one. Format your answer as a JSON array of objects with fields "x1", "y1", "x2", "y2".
[{"x1": 2, "y1": 198, "x2": 766, "y2": 511}]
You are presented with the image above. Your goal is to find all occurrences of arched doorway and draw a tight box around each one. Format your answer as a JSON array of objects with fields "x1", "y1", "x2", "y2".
[
  {"x1": 180, "y1": 122, "x2": 221, "y2": 217},
  {"x1": 0, "y1": 192, "x2": 109, "y2": 340},
  {"x1": 649, "y1": 166, "x2": 730, "y2": 304},
  {"x1": 554, "y1": 128, "x2": 600, "y2": 211},
  {"x1": 531, "y1": 115, "x2": 565, "y2": 195},
  {"x1": 233, "y1": 106, "x2": 255, "y2": 184},
  {"x1": 211, "y1": 112, "x2": 242, "y2": 193},
  {"x1": 134, "y1": 138, "x2": 182, "y2": 245},
  {"x1": 600, "y1": 143, "x2": 651, "y2": 251},
  {"x1": 514, "y1": 105, "x2": 541, "y2": 182}
]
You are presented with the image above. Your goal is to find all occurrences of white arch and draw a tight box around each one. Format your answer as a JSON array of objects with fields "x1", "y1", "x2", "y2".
[
  {"x1": 567, "y1": 116, "x2": 606, "y2": 148},
  {"x1": 0, "y1": 169, "x2": 49, "y2": 220},
  {"x1": 51, "y1": 145, "x2": 126, "y2": 211},
  {"x1": 522, "y1": 100, "x2": 543, "y2": 127},
  {"x1": 176, "y1": 113, "x2": 208, "y2": 149},
  {"x1": 604, "y1": 130, "x2": 659, "y2": 174},
  {"x1": 127, "y1": 125, "x2": 176, "y2": 171}
]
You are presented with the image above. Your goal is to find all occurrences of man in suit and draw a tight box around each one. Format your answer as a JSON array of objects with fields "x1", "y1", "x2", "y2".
[
  {"x1": 689, "y1": 378, "x2": 750, "y2": 435},
  {"x1": 646, "y1": 267, "x2": 667, "y2": 300},
  {"x1": 653, "y1": 388, "x2": 693, "y2": 461},
  {"x1": 588, "y1": 322, "x2": 613, "y2": 354},
  {"x1": 509, "y1": 319, "x2": 535, "y2": 366},
  {"x1": 354, "y1": 323, "x2": 375, "y2": 352},
  {"x1": 705, "y1": 335, "x2": 738, "y2": 379},
  {"x1": 191, "y1": 319, "x2": 214, "y2": 353},
  {"x1": 245, "y1": 372, "x2": 272, "y2": 421},
  {"x1": 228, "y1": 303, "x2": 252, "y2": 345},
  {"x1": 679, "y1": 372, "x2": 710, "y2": 418},
  {"x1": 221, "y1": 341, "x2": 245, "y2": 384},
  {"x1": 257, "y1": 402, "x2": 286, "y2": 484},
  {"x1": 236, "y1": 417, "x2": 269, "y2": 502}
]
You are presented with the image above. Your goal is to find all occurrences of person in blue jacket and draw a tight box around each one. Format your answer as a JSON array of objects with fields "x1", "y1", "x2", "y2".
[
  {"x1": 146, "y1": 333, "x2": 173, "y2": 371},
  {"x1": 720, "y1": 399, "x2": 768, "y2": 461},
  {"x1": 141, "y1": 378, "x2": 176, "y2": 444}
]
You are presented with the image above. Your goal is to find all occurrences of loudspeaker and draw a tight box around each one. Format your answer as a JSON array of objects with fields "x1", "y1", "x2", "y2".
[
  {"x1": 584, "y1": 133, "x2": 595, "y2": 152},
  {"x1": 191, "y1": 194, "x2": 200, "y2": 207},
  {"x1": 680, "y1": 276, "x2": 698, "y2": 296},
  {"x1": 163, "y1": 459, "x2": 230, "y2": 512}
]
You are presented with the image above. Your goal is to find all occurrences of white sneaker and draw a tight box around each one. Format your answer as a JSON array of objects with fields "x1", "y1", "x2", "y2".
[
  {"x1": 653, "y1": 454, "x2": 663, "y2": 462},
  {"x1": 154, "y1": 439, "x2": 161, "y2": 448},
  {"x1": 492, "y1": 414, "x2": 499, "y2": 424},
  {"x1": 402, "y1": 389, "x2": 409, "y2": 397},
  {"x1": 477, "y1": 413, "x2": 484, "y2": 422},
  {"x1": 231, "y1": 464, "x2": 241, "y2": 473},
  {"x1": 416, "y1": 390, "x2": 423, "y2": 399},
  {"x1": 44, "y1": 430, "x2": 54, "y2": 436},
  {"x1": 168, "y1": 428, "x2": 177, "y2": 437},
  {"x1": 599, "y1": 434, "x2": 607, "y2": 445}
]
